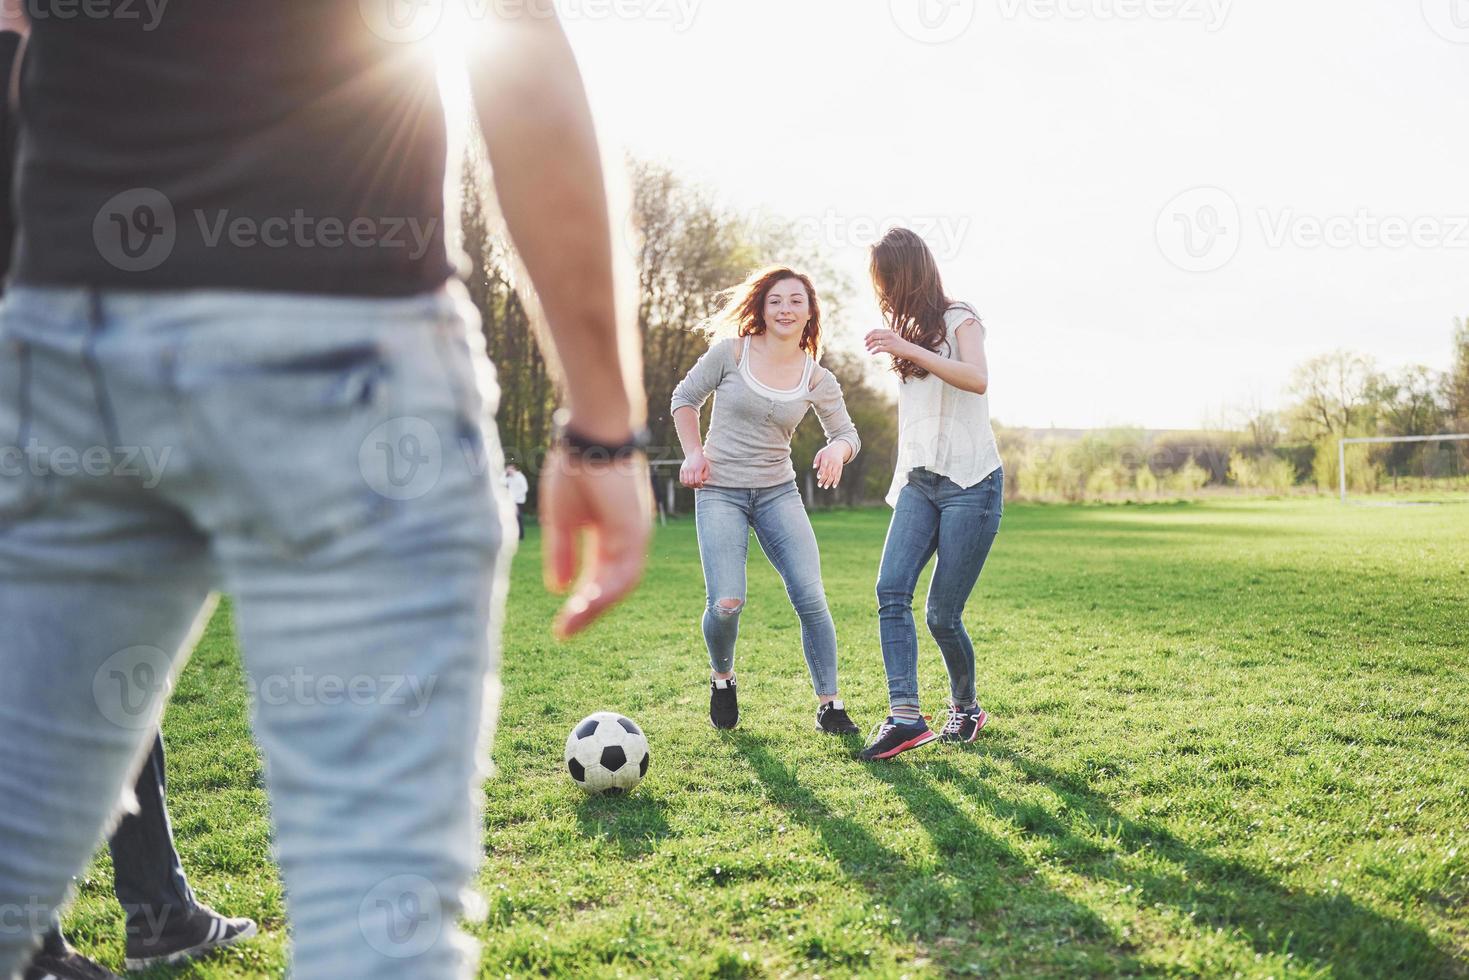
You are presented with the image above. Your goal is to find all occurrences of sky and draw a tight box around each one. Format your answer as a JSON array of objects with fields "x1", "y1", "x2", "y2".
[{"x1": 484, "y1": 0, "x2": 1469, "y2": 430}]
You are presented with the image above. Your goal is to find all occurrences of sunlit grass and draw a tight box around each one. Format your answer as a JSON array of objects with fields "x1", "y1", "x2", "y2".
[{"x1": 61, "y1": 499, "x2": 1469, "y2": 977}]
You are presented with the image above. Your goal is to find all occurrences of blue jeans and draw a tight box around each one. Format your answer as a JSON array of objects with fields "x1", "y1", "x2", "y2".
[
  {"x1": 876, "y1": 467, "x2": 1003, "y2": 713},
  {"x1": 0, "y1": 284, "x2": 511, "y2": 979},
  {"x1": 694, "y1": 482, "x2": 838, "y2": 697}
]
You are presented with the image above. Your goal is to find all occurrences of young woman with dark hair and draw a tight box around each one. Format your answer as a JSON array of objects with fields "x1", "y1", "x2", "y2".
[
  {"x1": 670, "y1": 266, "x2": 863, "y2": 735},
  {"x1": 857, "y1": 228, "x2": 1004, "y2": 761}
]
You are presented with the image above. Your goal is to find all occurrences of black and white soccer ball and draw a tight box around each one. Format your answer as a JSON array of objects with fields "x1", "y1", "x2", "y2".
[{"x1": 564, "y1": 712, "x2": 649, "y2": 796}]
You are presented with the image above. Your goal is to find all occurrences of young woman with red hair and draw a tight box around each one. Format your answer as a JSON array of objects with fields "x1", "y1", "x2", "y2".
[
  {"x1": 858, "y1": 229, "x2": 1004, "y2": 761},
  {"x1": 671, "y1": 266, "x2": 862, "y2": 735}
]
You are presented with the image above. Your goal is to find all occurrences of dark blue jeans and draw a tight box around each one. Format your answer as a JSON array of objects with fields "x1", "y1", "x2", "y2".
[
  {"x1": 40, "y1": 733, "x2": 194, "y2": 955},
  {"x1": 876, "y1": 467, "x2": 1003, "y2": 713}
]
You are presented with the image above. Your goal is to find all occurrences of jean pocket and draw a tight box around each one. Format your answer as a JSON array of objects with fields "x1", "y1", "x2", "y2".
[
  {"x1": 0, "y1": 335, "x2": 45, "y2": 527},
  {"x1": 182, "y1": 338, "x2": 398, "y2": 554}
]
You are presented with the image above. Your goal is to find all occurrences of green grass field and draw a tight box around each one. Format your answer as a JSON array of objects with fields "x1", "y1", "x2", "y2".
[{"x1": 61, "y1": 499, "x2": 1468, "y2": 978}]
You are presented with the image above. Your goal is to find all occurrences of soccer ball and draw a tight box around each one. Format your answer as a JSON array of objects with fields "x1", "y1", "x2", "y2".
[{"x1": 564, "y1": 711, "x2": 649, "y2": 796}]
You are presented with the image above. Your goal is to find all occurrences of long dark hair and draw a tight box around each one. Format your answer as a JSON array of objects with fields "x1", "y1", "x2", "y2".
[
  {"x1": 709, "y1": 265, "x2": 823, "y2": 356},
  {"x1": 869, "y1": 227, "x2": 976, "y2": 381}
]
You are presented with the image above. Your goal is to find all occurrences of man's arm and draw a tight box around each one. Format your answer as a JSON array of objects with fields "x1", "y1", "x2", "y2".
[
  {"x1": 467, "y1": 4, "x2": 640, "y2": 442},
  {"x1": 465, "y1": 3, "x2": 650, "y2": 638}
]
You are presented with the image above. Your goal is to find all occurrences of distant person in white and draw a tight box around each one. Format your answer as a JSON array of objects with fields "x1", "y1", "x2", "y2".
[{"x1": 505, "y1": 463, "x2": 530, "y2": 539}]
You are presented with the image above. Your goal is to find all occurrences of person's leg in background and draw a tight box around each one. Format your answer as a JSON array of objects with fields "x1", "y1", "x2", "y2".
[
  {"x1": 874, "y1": 478, "x2": 941, "y2": 724},
  {"x1": 749, "y1": 482, "x2": 859, "y2": 734},
  {"x1": 109, "y1": 734, "x2": 257, "y2": 971},
  {"x1": 694, "y1": 487, "x2": 751, "y2": 729},
  {"x1": 927, "y1": 470, "x2": 1003, "y2": 743},
  {"x1": 860, "y1": 473, "x2": 947, "y2": 760},
  {"x1": 23, "y1": 731, "x2": 257, "y2": 980}
]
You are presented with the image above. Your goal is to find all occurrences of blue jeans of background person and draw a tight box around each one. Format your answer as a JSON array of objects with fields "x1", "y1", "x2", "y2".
[
  {"x1": 876, "y1": 467, "x2": 1004, "y2": 713},
  {"x1": 0, "y1": 284, "x2": 511, "y2": 980},
  {"x1": 694, "y1": 482, "x2": 839, "y2": 697}
]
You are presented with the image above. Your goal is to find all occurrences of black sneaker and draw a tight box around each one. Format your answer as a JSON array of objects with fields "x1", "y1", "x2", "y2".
[
  {"x1": 815, "y1": 699, "x2": 859, "y2": 734},
  {"x1": 24, "y1": 949, "x2": 122, "y2": 980},
  {"x1": 858, "y1": 717, "x2": 938, "y2": 761},
  {"x1": 939, "y1": 705, "x2": 989, "y2": 743},
  {"x1": 123, "y1": 905, "x2": 258, "y2": 971},
  {"x1": 709, "y1": 677, "x2": 738, "y2": 730}
]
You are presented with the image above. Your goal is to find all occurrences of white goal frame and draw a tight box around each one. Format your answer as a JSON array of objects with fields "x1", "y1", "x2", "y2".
[{"x1": 1338, "y1": 433, "x2": 1469, "y2": 502}]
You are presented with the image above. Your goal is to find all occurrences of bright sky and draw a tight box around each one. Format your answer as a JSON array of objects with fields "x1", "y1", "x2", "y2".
[{"x1": 502, "y1": 1, "x2": 1467, "y2": 429}]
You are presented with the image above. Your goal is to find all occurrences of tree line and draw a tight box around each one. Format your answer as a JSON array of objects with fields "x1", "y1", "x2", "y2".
[{"x1": 459, "y1": 150, "x2": 1469, "y2": 505}]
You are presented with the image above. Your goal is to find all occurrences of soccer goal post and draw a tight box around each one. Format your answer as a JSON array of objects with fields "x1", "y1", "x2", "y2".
[{"x1": 1338, "y1": 433, "x2": 1469, "y2": 502}]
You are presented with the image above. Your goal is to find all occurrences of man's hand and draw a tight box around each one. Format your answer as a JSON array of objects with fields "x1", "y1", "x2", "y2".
[
  {"x1": 679, "y1": 450, "x2": 711, "y2": 489},
  {"x1": 812, "y1": 443, "x2": 848, "y2": 490},
  {"x1": 540, "y1": 452, "x2": 652, "y2": 639}
]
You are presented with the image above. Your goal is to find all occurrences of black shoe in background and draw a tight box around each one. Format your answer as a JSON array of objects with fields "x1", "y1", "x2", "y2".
[
  {"x1": 709, "y1": 677, "x2": 739, "y2": 730},
  {"x1": 123, "y1": 904, "x2": 257, "y2": 971},
  {"x1": 858, "y1": 717, "x2": 939, "y2": 761},
  {"x1": 24, "y1": 948, "x2": 122, "y2": 980},
  {"x1": 815, "y1": 700, "x2": 859, "y2": 735}
]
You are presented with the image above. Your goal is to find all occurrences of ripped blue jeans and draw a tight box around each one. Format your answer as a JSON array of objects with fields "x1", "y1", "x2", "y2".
[{"x1": 694, "y1": 482, "x2": 838, "y2": 697}]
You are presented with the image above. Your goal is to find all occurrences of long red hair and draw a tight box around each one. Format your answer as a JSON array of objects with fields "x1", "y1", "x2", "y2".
[
  {"x1": 709, "y1": 265, "x2": 823, "y2": 357},
  {"x1": 869, "y1": 227, "x2": 976, "y2": 381}
]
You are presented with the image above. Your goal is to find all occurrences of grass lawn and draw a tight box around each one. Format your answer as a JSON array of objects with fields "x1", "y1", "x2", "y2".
[{"x1": 61, "y1": 498, "x2": 1468, "y2": 978}]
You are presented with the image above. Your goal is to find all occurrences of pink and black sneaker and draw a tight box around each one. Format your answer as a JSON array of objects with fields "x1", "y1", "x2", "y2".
[
  {"x1": 858, "y1": 717, "x2": 938, "y2": 761},
  {"x1": 939, "y1": 705, "x2": 989, "y2": 743}
]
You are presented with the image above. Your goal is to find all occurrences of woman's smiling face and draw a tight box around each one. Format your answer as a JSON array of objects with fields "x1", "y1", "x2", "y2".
[{"x1": 762, "y1": 278, "x2": 811, "y2": 343}]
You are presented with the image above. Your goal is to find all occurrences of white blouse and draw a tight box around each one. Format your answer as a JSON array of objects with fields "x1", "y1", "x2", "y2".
[{"x1": 886, "y1": 305, "x2": 1002, "y2": 507}]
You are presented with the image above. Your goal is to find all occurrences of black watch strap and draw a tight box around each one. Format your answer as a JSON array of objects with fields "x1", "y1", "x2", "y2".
[{"x1": 553, "y1": 412, "x2": 651, "y2": 462}]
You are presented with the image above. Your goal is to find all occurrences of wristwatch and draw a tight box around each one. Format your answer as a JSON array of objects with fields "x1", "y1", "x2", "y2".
[{"x1": 551, "y1": 409, "x2": 651, "y2": 463}]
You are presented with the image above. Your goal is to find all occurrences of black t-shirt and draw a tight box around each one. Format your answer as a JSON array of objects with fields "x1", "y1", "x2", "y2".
[
  {"x1": 13, "y1": 4, "x2": 456, "y2": 295},
  {"x1": 0, "y1": 30, "x2": 21, "y2": 290}
]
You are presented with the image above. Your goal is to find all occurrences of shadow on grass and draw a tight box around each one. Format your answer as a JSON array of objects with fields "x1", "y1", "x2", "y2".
[
  {"x1": 730, "y1": 732, "x2": 1146, "y2": 976},
  {"x1": 573, "y1": 792, "x2": 671, "y2": 858},
  {"x1": 924, "y1": 741, "x2": 1462, "y2": 979}
]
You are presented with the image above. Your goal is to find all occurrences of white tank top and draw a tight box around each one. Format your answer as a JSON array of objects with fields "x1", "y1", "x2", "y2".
[{"x1": 886, "y1": 305, "x2": 1002, "y2": 507}]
